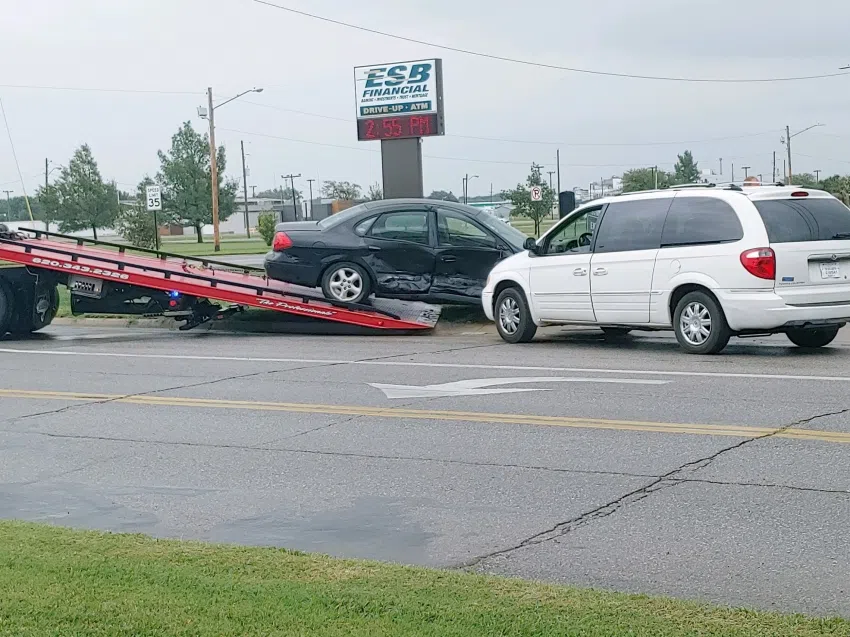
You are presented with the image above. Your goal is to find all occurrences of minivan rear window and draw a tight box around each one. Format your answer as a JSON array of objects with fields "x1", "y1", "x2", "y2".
[{"x1": 754, "y1": 198, "x2": 850, "y2": 243}]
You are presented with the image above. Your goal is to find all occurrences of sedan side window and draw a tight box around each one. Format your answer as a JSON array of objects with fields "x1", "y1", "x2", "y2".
[
  {"x1": 369, "y1": 211, "x2": 430, "y2": 245},
  {"x1": 437, "y1": 210, "x2": 498, "y2": 249},
  {"x1": 543, "y1": 208, "x2": 601, "y2": 255}
]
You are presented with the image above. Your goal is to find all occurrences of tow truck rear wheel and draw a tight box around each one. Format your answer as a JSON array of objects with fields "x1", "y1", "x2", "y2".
[
  {"x1": 0, "y1": 279, "x2": 13, "y2": 335},
  {"x1": 12, "y1": 281, "x2": 59, "y2": 333}
]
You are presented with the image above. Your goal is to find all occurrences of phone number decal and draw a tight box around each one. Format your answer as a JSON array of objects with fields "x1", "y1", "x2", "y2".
[{"x1": 31, "y1": 257, "x2": 130, "y2": 281}]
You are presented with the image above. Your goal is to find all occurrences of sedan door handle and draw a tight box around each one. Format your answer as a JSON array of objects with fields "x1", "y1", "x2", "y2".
[
  {"x1": 593, "y1": 267, "x2": 608, "y2": 276},
  {"x1": 368, "y1": 245, "x2": 382, "y2": 252},
  {"x1": 573, "y1": 267, "x2": 588, "y2": 276},
  {"x1": 441, "y1": 256, "x2": 457, "y2": 263}
]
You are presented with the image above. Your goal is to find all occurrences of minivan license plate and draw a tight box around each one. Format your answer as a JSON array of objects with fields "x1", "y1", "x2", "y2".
[{"x1": 820, "y1": 263, "x2": 841, "y2": 279}]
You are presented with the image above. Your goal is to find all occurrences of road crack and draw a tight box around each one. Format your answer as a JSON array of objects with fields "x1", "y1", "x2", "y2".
[{"x1": 460, "y1": 406, "x2": 850, "y2": 570}]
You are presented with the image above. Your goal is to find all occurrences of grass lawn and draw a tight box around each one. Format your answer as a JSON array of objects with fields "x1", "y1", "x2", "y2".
[
  {"x1": 510, "y1": 217, "x2": 558, "y2": 237},
  {"x1": 160, "y1": 238, "x2": 269, "y2": 257},
  {"x1": 0, "y1": 522, "x2": 846, "y2": 637}
]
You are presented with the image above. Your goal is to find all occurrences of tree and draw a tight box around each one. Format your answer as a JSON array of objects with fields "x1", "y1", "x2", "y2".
[
  {"x1": 156, "y1": 122, "x2": 238, "y2": 243},
  {"x1": 427, "y1": 190, "x2": 459, "y2": 202},
  {"x1": 322, "y1": 180, "x2": 361, "y2": 200},
  {"x1": 36, "y1": 144, "x2": 119, "y2": 240},
  {"x1": 114, "y1": 177, "x2": 162, "y2": 249},
  {"x1": 257, "y1": 212, "x2": 276, "y2": 246},
  {"x1": 256, "y1": 187, "x2": 302, "y2": 202},
  {"x1": 622, "y1": 167, "x2": 673, "y2": 193},
  {"x1": 367, "y1": 183, "x2": 383, "y2": 201},
  {"x1": 790, "y1": 173, "x2": 819, "y2": 188},
  {"x1": 673, "y1": 150, "x2": 700, "y2": 184},
  {"x1": 502, "y1": 163, "x2": 555, "y2": 237},
  {"x1": 0, "y1": 195, "x2": 43, "y2": 222},
  {"x1": 820, "y1": 175, "x2": 850, "y2": 204}
]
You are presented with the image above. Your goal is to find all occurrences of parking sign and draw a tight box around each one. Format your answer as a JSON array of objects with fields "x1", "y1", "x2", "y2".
[
  {"x1": 530, "y1": 186, "x2": 543, "y2": 202},
  {"x1": 146, "y1": 185, "x2": 162, "y2": 211}
]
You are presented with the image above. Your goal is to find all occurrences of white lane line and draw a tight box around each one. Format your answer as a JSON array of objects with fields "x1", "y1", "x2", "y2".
[{"x1": 2, "y1": 347, "x2": 850, "y2": 383}]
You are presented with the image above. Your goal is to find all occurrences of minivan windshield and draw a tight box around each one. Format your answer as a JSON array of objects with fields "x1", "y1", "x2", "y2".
[{"x1": 754, "y1": 197, "x2": 850, "y2": 243}]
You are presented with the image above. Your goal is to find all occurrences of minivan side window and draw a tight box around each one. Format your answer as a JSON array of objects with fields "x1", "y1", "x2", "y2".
[
  {"x1": 661, "y1": 196, "x2": 744, "y2": 247},
  {"x1": 593, "y1": 198, "x2": 671, "y2": 253},
  {"x1": 754, "y1": 198, "x2": 850, "y2": 243}
]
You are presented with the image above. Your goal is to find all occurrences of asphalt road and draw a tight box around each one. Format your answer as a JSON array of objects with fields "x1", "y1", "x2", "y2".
[{"x1": 2, "y1": 324, "x2": 849, "y2": 617}]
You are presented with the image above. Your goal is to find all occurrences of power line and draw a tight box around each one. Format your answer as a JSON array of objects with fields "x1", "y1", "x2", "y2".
[
  {"x1": 251, "y1": 0, "x2": 850, "y2": 84},
  {"x1": 795, "y1": 152, "x2": 850, "y2": 166},
  {"x1": 0, "y1": 83, "x2": 201, "y2": 96},
  {"x1": 217, "y1": 127, "x2": 681, "y2": 168}
]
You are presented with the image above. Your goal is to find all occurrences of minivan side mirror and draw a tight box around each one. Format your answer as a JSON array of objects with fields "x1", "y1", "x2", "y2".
[{"x1": 524, "y1": 237, "x2": 539, "y2": 253}]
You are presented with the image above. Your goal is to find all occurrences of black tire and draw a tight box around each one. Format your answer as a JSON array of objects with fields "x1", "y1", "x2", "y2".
[
  {"x1": 11, "y1": 282, "x2": 59, "y2": 334},
  {"x1": 673, "y1": 291, "x2": 731, "y2": 355},
  {"x1": 321, "y1": 262, "x2": 372, "y2": 305},
  {"x1": 786, "y1": 327, "x2": 840, "y2": 349},
  {"x1": 494, "y1": 287, "x2": 537, "y2": 344},
  {"x1": 0, "y1": 279, "x2": 13, "y2": 336},
  {"x1": 601, "y1": 327, "x2": 632, "y2": 338}
]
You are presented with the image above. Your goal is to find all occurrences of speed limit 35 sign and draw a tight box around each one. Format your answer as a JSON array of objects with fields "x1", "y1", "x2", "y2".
[{"x1": 146, "y1": 185, "x2": 162, "y2": 211}]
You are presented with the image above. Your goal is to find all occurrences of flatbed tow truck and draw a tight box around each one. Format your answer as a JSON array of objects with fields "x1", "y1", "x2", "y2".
[{"x1": 0, "y1": 225, "x2": 441, "y2": 336}]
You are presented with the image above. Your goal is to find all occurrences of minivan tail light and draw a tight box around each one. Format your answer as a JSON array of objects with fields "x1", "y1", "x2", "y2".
[
  {"x1": 740, "y1": 248, "x2": 776, "y2": 280},
  {"x1": 272, "y1": 231, "x2": 293, "y2": 251}
]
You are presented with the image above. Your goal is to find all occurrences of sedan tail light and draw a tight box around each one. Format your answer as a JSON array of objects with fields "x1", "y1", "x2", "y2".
[
  {"x1": 272, "y1": 231, "x2": 293, "y2": 252},
  {"x1": 740, "y1": 247, "x2": 775, "y2": 280}
]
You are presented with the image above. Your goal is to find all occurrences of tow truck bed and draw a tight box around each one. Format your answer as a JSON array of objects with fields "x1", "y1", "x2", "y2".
[{"x1": 0, "y1": 228, "x2": 441, "y2": 333}]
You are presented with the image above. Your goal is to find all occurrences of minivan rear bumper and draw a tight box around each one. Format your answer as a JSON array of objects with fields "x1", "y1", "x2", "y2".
[{"x1": 717, "y1": 289, "x2": 850, "y2": 331}]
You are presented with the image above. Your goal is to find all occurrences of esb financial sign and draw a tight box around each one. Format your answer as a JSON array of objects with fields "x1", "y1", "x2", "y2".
[{"x1": 353, "y1": 59, "x2": 443, "y2": 119}]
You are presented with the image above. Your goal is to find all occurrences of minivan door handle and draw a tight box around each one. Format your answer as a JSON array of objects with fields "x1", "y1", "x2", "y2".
[
  {"x1": 441, "y1": 256, "x2": 458, "y2": 263},
  {"x1": 593, "y1": 267, "x2": 608, "y2": 276},
  {"x1": 573, "y1": 267, "x2": 588, "y2": 276}
]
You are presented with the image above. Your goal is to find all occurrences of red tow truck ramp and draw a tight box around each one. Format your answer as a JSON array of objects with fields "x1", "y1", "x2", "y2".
[{"x1": 0, "y1": 228, "x2": 441, "y2": 332}]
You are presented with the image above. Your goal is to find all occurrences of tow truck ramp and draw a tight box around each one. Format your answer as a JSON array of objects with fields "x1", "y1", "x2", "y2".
[{"x1": 0, "y1": 227, "x2": 441, "y2": 333}]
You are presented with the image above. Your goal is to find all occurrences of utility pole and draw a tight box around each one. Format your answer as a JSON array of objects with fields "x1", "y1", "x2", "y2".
[
  {"x1": 556, "y1": 149, "x2": 561, "y2": 217},
  {"x1": 282, "y1": 174, "x2": 301, "y2": 220},
  {"x1": 547, "y1": 170, "x2": 556, "y2": 218},
  {"x1": 207, "y1": 87, "x2": 221, "y2": 251},
  {"x1": 786, "y1": 125, "x2": 793, "y2": 184},
  {"x1": 783, "y1": 159, "x2": 786, "y2": 183},
  {"x1": 307, "y1": 178, "x2": 316, "y2": 219},
  {"x1": 240, "y1": 141, "x2": 251, "y2": 239},
  {"x1": 742, "y1": 166, "x2": 751, "y2": 179},
  {"x1": 489, "y1": 182, "x2": 493, "y2": 204},
  {"x1": 652, "y1": 166, "x2": 658, "y2": 189},
  {"x1": 719, "y1": 158, "x2": 723, "y2": 177},
  {"x1": 773, "y1": 151, "x2": 776, "y2": 183},
  {"x1": 44, "y1": 158, "x2": 49, "y2": 189},
  {"x1": 732, "y1": 163, "x2": 735, "y2": 182},
  {"x1": 251, "y1": 185, "x2": 257, "y2": 197},
  {"x1": 2, "y1": 190, "x2": 11, "y2": 221},
  {"x1": 814, "y1": 169, "x2": 821, "y2": 183}
]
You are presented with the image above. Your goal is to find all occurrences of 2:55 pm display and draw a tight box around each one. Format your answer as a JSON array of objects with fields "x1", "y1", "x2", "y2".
[{"x1": 356, "y1": 113, "x2": 441, "y2": 141}]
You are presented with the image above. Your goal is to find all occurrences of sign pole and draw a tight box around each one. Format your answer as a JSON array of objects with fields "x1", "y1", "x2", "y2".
[{"x1": 145, "y1": 184, "x2": 163, "y2": 251}]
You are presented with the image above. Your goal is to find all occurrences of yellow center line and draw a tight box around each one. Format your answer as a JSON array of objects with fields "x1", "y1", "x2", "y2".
[{"x1": 2, "y1": 388, "x2": 848, "y2": 444}]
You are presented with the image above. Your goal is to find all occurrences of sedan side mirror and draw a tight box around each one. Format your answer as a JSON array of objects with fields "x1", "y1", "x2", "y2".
[{"x1": 524, "y1": 237, "x2": 539, "y2": 254}]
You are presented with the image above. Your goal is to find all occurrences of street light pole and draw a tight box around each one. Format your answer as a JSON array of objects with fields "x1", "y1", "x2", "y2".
[
  {"x1": 742, "y1": 166, "x2": 751, "y2": 179},
  {"x1": 815, "y1": 169, "x2": 821, "y2": 183},
  {"x1": 784, "y1": 123, "x2": 824, "y2": 185},
  {"x1": 203, "y1": 86, "x2": 264, "y2": 251},
  {"x1": 207, "y1": 87, "x2": 221, "y2": 250},
  {"x1": 240, "y1": 140, "x2": 251, "y2": 239}
]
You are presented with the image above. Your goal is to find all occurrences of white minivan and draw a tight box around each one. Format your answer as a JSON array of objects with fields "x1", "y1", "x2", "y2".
[{"x1": 483, "y1": 184, "x2": 850, "y2": 354}]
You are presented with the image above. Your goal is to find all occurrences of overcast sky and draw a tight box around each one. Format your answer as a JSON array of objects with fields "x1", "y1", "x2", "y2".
[{"x1": 1, "y1": 0, "x2": 849, "y2": 199}]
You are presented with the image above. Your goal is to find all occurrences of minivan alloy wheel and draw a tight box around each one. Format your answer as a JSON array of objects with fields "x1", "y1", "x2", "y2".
[
  {"x1": 328, "y1": 268, "x2": 363, "y2": 302},
  {"x1": 679, "y1": 301, "x2": 712, "y2": 346},
  {"x1": 499, "y1": 297, "x2": 521, "y2": 335}
]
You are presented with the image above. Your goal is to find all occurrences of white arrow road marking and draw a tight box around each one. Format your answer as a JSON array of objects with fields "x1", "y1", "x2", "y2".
[{"x1": 370, "y1": 376, "x2": 669, "y2": 399}]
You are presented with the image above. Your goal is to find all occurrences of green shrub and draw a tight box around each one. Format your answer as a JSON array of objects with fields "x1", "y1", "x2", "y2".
[{"x1": 257, "y1": 212, "x2": 276, "y2": 246}]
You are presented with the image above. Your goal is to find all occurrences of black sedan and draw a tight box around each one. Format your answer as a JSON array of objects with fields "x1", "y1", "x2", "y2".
[{"x1": 264, "y1": 199, "x2": 527, "y2": 305}]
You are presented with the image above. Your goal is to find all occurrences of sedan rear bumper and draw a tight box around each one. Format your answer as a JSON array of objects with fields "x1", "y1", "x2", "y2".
[{"x1": 264, "y1": 253, "x2": 320, "y2": 288}]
